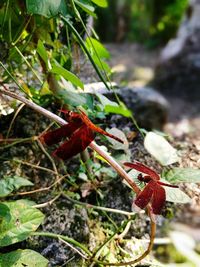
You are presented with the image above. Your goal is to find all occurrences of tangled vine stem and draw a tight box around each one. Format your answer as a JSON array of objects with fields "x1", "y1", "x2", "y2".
[{"x1": 0, "y1": 87, "x2": 156, "y2": 266}]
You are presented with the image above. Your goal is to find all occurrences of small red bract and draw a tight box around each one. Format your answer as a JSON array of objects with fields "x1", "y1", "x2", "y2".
[
  {"x1": 40, "y1": 109, "x2": 123, "y2": 160},
  {"x1": 124, "y1": 161, "x2": 178, "y2": 214}
]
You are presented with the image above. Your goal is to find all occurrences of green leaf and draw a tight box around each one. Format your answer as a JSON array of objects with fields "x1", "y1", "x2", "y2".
[
  {"x1": 37, "y1": 40, "x2": 49, "y2": 69},
  {"x1": 104, "y1": 105, "x2": 132, "y2": 118},
  {"x1": 96, "y1": 93, "x2": 118, "y2": 108},
  {"x1": 74, "y1": 0, "x2": 96, "y2": 17},
  {"x1": 0, "y1": 249, "x2": 48, "y2": 267},
  {"x1": 0, "y1": 176, "x2": 33, "y2": 197},
  {"x1": 91, "y1": 0, "x2": 108, "y2": 8},
  {"x1": 58, "y1": 88, "x2": 93, "y2": 108},
  {"x1": 51, "y1": 62, "x2": 84, "y2": 89},
  {"x1": 164, "y1": 167, "x2": 200, "y2": 183},
  {"x1": 144, "y1": 132, "x2": 179, "y2": 166},
  {"x1": 105, "y1": 128, "x2": 129, "y2": 151},
  {"x1": 164, "y1": 185, "x2": 191, "y2": 203},
  {"x1": 26, "y1": 0, "x2": 68, "y2": 18},
  {"x1": 85, "y1": 37, "x2": 110, "y2": 59},
  {"x1": 0, "y1": 200, "x2": 44, "y2": 247}
]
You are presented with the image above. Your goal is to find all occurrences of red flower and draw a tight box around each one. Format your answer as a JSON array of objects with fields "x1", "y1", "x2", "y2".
[
  {"x1": 40, "y1": 109, "x2": 123, "y2": 160},
  {"x1": 124, "y1": 161, "x2": 178, "y2": 214}
]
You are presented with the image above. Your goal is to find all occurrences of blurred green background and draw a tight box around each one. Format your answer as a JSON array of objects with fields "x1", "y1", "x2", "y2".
[{"x1": 95, "y1": 0, "x2": 188, "y2": 47}]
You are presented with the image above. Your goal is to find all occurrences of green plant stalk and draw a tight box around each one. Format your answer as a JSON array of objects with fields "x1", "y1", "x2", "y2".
[
  {"x1": 31, "y1": 231, "x2": 91, "y2": 256},
  {"x1": 13, "y1": 44, "x2": 43, "y2": 84},
  {"x1": 80, "y1": 150, "x2": 93, "y2": 180},
  {"x1": 60, "y1": 15, "x2": 110, "y2": 90},
  {"x1": 0, "y1": 62, "x2": 29, "y2": 97},
  {"x1": 65, "y1": 4, "x2": 144, "y2": 137},
  {"x1": 62, "y1": 192, "x2": 137, "y2": 216},
  {"x1": 12, "y1": 15, "x2": 32, "y2": 45},
  {"x1": 0, "y1": 137, "x2": 34, "y2": 149},
  {"x1": 0, "y1": 0, "x2": 9, "y2": 36}
]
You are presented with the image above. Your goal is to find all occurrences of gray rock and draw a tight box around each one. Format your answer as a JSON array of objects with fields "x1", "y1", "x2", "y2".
[
  {"x1": 153, "y1": 0, "x2": 200, "y2": 101},
  {"x1": 113, "y1": 87, "x2": 169, "y2": 130}
]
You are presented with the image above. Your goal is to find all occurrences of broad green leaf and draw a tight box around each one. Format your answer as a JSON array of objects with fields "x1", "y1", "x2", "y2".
[
  {"x1": 37, "y1": 40, "x2": 49, "y2": 69},
  {"x1": 106, "y1": 128, "x2": 129, "y2": 151},
  {"x1": 91, "y1": 0, "x2": 108, "y2": 7},
  {"x1": 144, "y1": 132, "x2": 179, "y2": 166},
  {"x1": 93, "y1": 56, "x2": 111, "y2": 72},
  {"x1": 26, "y1": 0, "x2": 68, "y2": 18},
  {"x1": 164, "y1": 185, "x2": 191, "y2": 203},
  {"x1": 51, "y1": 62, "x2": 83, "y2": 89},
  {"x1": 0, "y1": 176, "x2": 33, "y2": 197},
  {"x1": 164, "y1": 167, "x2": 200, "y2": 183},
  {"x1": 58, "y1": 89, "x2": 93, "y2": 108},
  {"x1": 0, "y1": 249, "x2": 48, "y2": 267},
  {"x1": 104, "y1": 105, "x2": 132, "y2": 118},
  {"x1": 74, "y1": 0, "x2": 96, "y2": 17},
  {"x1": 96, "y1": 93, "x2": 118, "y2": 108},
  {"x1": 85, "y1": 37, "x2": 110, "y2": 59},
  {"x1": 0, "y1": 200, "x2": 44, "y2": 247}
]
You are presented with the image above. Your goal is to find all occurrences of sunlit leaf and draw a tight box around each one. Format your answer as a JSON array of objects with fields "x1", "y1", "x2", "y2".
[
  {"x1": 26, "y1": 0, "x2": 68, "y2": 18},
  {"x1": 74, "y1": 0, "x2": 96, "y2": 17},
  {"x1": 96, "y1": 93, "x2": 118, "y2": 107},
  {"x1": 0, "y1": 200, "x2": 44, "y2": 247},
  {"x1": 0, "y1": 176, "x2": 33, "y2": 197},
  {"x1": 58, "y1": 89, "x2": 93, "y2": 108},
  {"x1": 164, "y1": 167, "x2": 200, "y2": 183},
  {"x1": 164, "y1": 185, "x2": 191, "y2": 203},
  {"x1": 91, "y1": 0, "x2": 108, "y2": 7},
  {"x1": 106, "y1": 128, "x2": 129, "y2": 150},
  {"x1": 85, "y1": 37, "x2": 110, "y2": 59},
  {"x1": 37, "y1": 40, "x2": 49, "y2": 69},
  {"x1": 144, "y1": 132, "x2": 179, "y2": 166},
  {"x1": 0, "y1": 249, "x2": 48, "y2": 267},
  {"x1": 104, "y1": 105, "x2": 132, "y2": 117},
  {"x1": 51, "y1": 62, "x2": 84, "y2": 89}
]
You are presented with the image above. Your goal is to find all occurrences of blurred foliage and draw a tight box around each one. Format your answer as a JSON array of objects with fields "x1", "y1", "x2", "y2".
[{"x1": 95, "y1": 0, "x2": 189, "y2": 46}]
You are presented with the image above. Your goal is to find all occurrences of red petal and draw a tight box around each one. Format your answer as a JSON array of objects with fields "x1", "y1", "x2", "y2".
[
  {"x1": 79, "y1": 110, "x2": 124, "y2": 143},
  {"x1": 151, "y1": 183, "x2": 166, "y2": 214},
  {"x1": 53, "y1": 125, "x2": 94, "y2": 160},
  {"x1": 134, "y1": 180, "x2": 155, "y2": 209},
  {"x1": 124, "y1": 161, "x2": 160, "y2": 180},
  {"x1": 40, "y1": 122, "x2": 80, "y2": 146}
]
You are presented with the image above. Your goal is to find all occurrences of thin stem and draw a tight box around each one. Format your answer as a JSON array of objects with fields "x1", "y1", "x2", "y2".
[
  {"x1": 12, "y1": 44, "x2": 43, "y2": 84},
  {"x1": 37, "y1": 139, "x2": 60, "y2": 182},
  {"x1": 59, "y1": 237, "x2": 89, "y2": 259},
  {"x1": 31, "y1": 232, "x2": 92, "y2": 256},
  {"x1": 33, "y1": 193, "x2": 61, "y2": 208},
  {"x1": 60, "y1": 15, "x2": 110, "y2": 90},
  {"x1": 14, "y1": 159, "x2": 58, "y2": 175},
  {"x1": 0, "y1": 0, "x2": 9, "y2": 35},
  {"x1": 0, "y1": 64, "x2": 29, "y2": 96},
  {"x1": 6, "y1": 103, "x2": 25, "y2": 139},
  {"x1": 0, "y1": 137, "x2": 36, "y2": 149},
  {"x1": 62, "y1": 193, "x2": 138, "y2": 216},
  {"x1": 14, "y1": 176, "x2": 66, "y2": 196}
]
